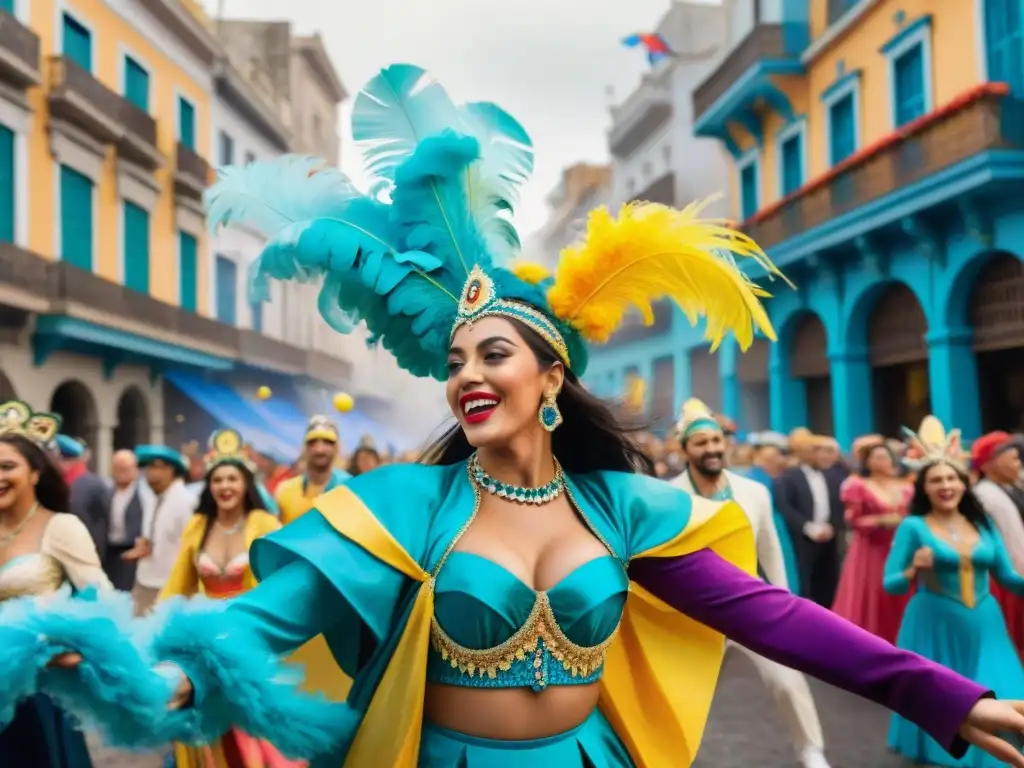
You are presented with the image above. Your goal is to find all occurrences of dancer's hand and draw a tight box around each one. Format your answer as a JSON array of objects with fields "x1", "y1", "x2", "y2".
[
  {"x1": 958, "y1": 698, "x2": 1024, "y2": 766},
  {"x1": 911, "y1": 546, "x2": 934, "y2": 569},
  {"x1": 47, "y1": 652, "x2": 82, "y2": 669}
]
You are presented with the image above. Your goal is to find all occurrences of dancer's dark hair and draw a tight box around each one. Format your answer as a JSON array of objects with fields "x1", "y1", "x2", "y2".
[
  {"x1": 0, "y1": 435, "x2": 70, "y2": 513},
  {"x1": 421, "y1": 317, "x2": 654, "y2": 475}
]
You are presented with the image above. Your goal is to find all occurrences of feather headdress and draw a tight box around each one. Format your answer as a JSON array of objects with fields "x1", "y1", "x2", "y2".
[
  {"x1": 0, "y1": 400, "x2": 61, "y2": 449},
  {"x1": 676, "y1": 398, "x2": 721, "y2": 439},
  {"x1": 205, "y1": 63, "x2": 787, "y2": 381},
  {"x1": 203, "y1": 428, "x2": 257, "y2": 473},
  {"x1": 901, "y1": 415, "x2": 967, "y2": 475}
]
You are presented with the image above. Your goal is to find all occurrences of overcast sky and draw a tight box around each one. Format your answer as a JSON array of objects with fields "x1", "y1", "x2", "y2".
[{"x1": 205, "y1": 0, "x2": 719, "y2": 237}]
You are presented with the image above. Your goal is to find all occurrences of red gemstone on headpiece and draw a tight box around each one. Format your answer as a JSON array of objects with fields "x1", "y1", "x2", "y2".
[{"x1": 466, "y1": 281, "x2": 481, "y2": 304}]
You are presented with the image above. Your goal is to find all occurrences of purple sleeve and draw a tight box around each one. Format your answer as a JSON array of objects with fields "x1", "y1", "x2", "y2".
[{"x1": 629, "y1": 549, "x2": 990, "y2": 758}]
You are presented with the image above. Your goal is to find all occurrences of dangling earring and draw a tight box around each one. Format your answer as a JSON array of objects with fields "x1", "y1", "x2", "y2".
[{"x1": 538, "y1": 392, "x2": 563, "y2": 432}]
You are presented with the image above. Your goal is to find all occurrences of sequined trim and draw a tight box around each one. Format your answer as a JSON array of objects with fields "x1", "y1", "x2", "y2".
[
  {"x1": 425, "y1": 463, "x2": 621, "y2": 688},
  {"x1": 429, "y1": 588, "x2": 618, "y2": 688}
]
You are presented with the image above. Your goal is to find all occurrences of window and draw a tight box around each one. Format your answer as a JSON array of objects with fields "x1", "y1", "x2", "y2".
[
  {"x1": 779, "y1": 129, "x2": 804, "y2": 197},
  {"x1": 0, "y1": 125, "x2": 13, "y2": 244},
  {"x1": 178, "y1": 97, "x2": 196, "y2": 150},
  {"x1": 250, "y1": 300, "x2": 263, "y2": 333},
  {"x1": 62, "y1": 13, "x2": 92, "y2": 72},
  {"x1": 122, "y1": 202, "x2": 150, "y2": 293},
  {"x1": 218, "y1": 131, "x2": 234, "y2": 166},
  {"x1": 244, "y1": 150, "x2": 256, "y2": 165},
  {"x1": 178, "y1": 232, "x2": 198, "y2": 311},
  {"x1": 738, "y1": 154, "x2": 759, "y2": 220},
  {"x1": 123, "y1": 56, "x2": 150, "y2": 112},
  {"x1": 986, "y1": 0, "x2": 1023, "y2": 93},
  {"x1": 215, "y1": 255, "x2": 238, "y2": 325},
  {"x1": 60, "y1": 166, "x2": 93, "y2": 271},
  {"x1": 828, "y1": 92, "x2": 857, "y2": 165},
  {"x1": 892, "y1": 44, "x2": 926, "y2": 127}
]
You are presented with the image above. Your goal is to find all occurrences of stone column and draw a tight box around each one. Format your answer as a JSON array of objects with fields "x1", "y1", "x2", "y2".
[
  {"x1": 827, "y1": 349, "x2": 873, "y2": 450},
  {"x1": 768, "y1": 341, "x2": 806, "y2": 433},
  {"x1": 925, "y1": 328, "x2": 981, "y2": 440}
]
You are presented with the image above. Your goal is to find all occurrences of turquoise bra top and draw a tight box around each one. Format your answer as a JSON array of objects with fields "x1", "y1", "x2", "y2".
[{"x1": 427, "y1": 551, "x2": 628, "y2": 691}]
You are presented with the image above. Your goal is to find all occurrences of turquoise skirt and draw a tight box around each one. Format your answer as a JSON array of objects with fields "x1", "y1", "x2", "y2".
[
  {"x1": 888, "y1": 590, "x2": 1024, "y2": 767},
  {"x1": 419, "y1": 709, "x2": 634, "y2": 767}
]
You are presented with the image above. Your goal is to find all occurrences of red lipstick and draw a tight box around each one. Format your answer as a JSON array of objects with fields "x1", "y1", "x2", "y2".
[{"x1": 459, "y1": 391, "x2": 501, "y2": 425}]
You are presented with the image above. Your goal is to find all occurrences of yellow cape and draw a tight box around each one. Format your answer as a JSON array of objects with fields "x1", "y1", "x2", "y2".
[{"x1": 316, "y1": 483, "x2": 755, "y2": 767}]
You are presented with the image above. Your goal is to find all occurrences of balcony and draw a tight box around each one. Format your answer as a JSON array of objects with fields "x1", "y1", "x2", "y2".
[
  {"x1": 239, "y1": 329, "x2": 306, "y2": 372},
  {"x1": 608, "y1": 77, "x2": 673, "y2": 159},
  {"x1": 742, "y1": 87, "x2": 1024, "y2": 254},
  {"x1": 0, "y1": 9, "x2": 40, "y2": 89},
  {"x1": 174, "y1": 142, "x2": 209, "y2": 202},
  {"x1": 692, "y1": 23, "x2": 804, "y2": 149},
  {"x1": 117, "y1": 100, "x2": 161, "y2": 171},
  {"x1": 47, "y1": 56, "x2": 124, "y2": 144}
]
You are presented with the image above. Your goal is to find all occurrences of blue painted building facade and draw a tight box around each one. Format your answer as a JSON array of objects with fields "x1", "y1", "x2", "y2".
[{"x1": 586, "y1": 0, "x2": 1024, "y2": 449}]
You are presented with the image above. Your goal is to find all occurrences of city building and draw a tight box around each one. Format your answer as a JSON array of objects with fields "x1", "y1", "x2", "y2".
[
  {"x1": 578, "y1": 0, "x2": 733, "y2": 431},
  {"x1": 583, "y1": 0, "x2": 1024, "y2": 448},
  {"x1": 0, "y1": 1, "x2": 371, "y2": 471},
  {"x1": 532, "y1": 162, "x2": 611, "y2": 269}
]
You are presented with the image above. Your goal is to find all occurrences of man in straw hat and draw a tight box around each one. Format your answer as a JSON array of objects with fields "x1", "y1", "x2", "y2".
[{"x1": 671, "y1": 400, "x2": 831, "y2": 768}]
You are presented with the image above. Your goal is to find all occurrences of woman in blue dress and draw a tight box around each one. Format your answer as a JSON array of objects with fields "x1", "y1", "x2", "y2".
[{"x1": 886, "y1": 415, "x2": 1024, "y2": 766}]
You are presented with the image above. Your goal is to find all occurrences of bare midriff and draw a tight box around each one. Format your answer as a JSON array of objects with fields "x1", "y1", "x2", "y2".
[{"x1": 424, "y1": 681, "x2": 600, "y2": 740}]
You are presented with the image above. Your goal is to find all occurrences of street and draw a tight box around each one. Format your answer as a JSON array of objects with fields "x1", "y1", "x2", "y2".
[{"x1": 88, "y1": 650, "x2": 906, "y2": 767}]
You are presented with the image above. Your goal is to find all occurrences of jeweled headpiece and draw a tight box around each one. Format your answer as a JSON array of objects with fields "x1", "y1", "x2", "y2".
[
  {"x1": 206, "y1": 64, "x2": 787, "y2": 383},
  {"x1": 676, "y1": 398, "x2": 722, "y2": 440},
  {"x1": 203, "y1": 428, "x2": 256, "y2": 473},
  {"x1": 305, "y1": 415, "x2": 339, "y2": 444},
  {"x1": 901, "y1": 415, "x2": 967, "y2": 475},
  {"x1": 0, "y1": 400, "x2": 61, "y2": 449}
]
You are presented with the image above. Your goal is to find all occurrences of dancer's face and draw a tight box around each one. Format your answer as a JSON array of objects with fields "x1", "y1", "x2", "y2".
[
  {"x1": 864, "y1": 445, "x2": 895, "y2": 477},
  {"x1": 447, "y1": 316, "x2": 563, "y2": 450},
  {"x1": 922, "y1": 462, "x2": 965, "y2": 513},
  {"x1": 209, "y1": 463, "x2": 246, "y2": 511},
  {"x1": 0, "y1": 441, "x2": 36, "y2": 512}
]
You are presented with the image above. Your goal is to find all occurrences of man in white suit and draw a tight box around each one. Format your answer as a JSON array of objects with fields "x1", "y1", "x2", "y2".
[{"x1": 671, "y1": 399, "x2": 831, "y2": 768}]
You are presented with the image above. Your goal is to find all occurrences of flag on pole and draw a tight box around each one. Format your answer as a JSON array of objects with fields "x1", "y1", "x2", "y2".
[{"x1": 621, "y1": 33, "x2": 674, "y2": 65}]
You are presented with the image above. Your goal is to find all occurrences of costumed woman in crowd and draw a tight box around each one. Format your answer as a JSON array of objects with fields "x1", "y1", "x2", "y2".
[
  {"x1": 832, "y1": 435, "x2": 912, "y2": 644},
  {"x1": 0, "y1": 402, "x2": 110, "y2": 767},
  {"x1": 885, "y1": 416, "x2": 1024, "y2": 767},
  {"x1": 2, "y1": 64, "x2": 1024, "y2": 768},
  {"x1": 673, "y1": 402, "x2": 831, "y2": 768},
  {"x1": 159, "y1": 428, "x2": 296, "y2": 768},
  {"x1": 971, "y1": 431, "x2": 1024, "y2": 656}
]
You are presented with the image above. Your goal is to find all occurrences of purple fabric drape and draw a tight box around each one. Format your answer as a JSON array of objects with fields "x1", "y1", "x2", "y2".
[{"x1": 630, "y1": 549, "x2": 990, "y2": 758}]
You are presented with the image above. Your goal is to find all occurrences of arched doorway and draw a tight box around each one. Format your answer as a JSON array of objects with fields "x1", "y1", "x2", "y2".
[
  {"x1": 0, "y1": 370, "x2": 15, "y2": 401},
  {"x1": 737, "y1": 338, "x2": 770, "y2": 431},
  {"x1": 50, "y1": 380, "x2": 99, "y2": 470},
  {"x1": 868, "y1": 284, "x2": 930, "y2": 437},
  {"x1": 689, "y1": 346, "x2": 722, "y2": 413},
  {"x1": 649, "y1": 355, "x2": 676, "y2": 433},
  {"x1": 970, "y1": 252, "x2": 1024, "y2": 432},
  {"x1": 113, "y1": 386, "x2": 150, "y2": 450},
  {"x1": 789, "y1": 314, "x2": 833, "y2": 435}
]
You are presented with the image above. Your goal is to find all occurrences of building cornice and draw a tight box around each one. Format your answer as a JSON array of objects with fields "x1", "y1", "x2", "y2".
[{"x1": 294, "y1": 35, "x2": 347, "y2": 104}]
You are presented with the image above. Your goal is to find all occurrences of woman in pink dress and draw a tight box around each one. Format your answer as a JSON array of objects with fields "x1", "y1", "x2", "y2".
[{"x1": 832, "y1": 438, "x2": 912, "y2": 643}]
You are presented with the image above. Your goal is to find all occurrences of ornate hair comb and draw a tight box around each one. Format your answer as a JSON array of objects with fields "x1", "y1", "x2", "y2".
[
  {"x1": 0, "y1": 400, "x2": 62, "y2": 448},
  {"x1": 203, "y1": 428, "x2": 256, "y2": 473},
  {"x1": 901, "y1": 415, "x2": 967, "y2": 475}
]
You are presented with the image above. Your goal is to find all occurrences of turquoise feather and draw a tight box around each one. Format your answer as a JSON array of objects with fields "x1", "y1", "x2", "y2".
[
  {"x1": 204, "y1": 156, "x2": 362, "y2": 239},
  {"x1": 352, "y1": 64, "x2": 461, "y2": 187}
]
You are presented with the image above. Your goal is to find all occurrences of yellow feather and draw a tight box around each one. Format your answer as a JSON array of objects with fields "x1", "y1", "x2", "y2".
[
  {"x1": 547, "y1": 199, "x2": 792, "y2": 349},
  {"x1": 916, "y1": 415, "x2": 947, "y2": 449},
  {"x1": 510, "y1": 261, "x2": 552, "y2": 286},
  {"x1": 681, "y1": 397, "x2": 713, "y2": 420}
]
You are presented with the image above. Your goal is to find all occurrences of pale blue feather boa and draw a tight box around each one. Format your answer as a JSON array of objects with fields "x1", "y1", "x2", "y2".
[{"x1": 0, "y1": 588, "x2": 359, "y2": 761}]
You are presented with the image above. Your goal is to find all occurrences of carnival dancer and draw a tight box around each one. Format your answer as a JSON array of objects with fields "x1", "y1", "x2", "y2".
[
  {"x1": 131, "y1": 444, "x2": 195, "y2": 616},
  {"x1": 832, "y1": 436, "x2": 912, "y2": 644},
  {"x1": 3, "y1": 64, "x2": 1024, "y2": 768},
  {"x1": 0, "y1": 401, "x2": 110, "y2": 767},
  {"x1": 886, "y1": 416, "x2": 1024, "y2": 766},
  {"x1": 971, "y1": 431, "x2": 1024, "y2": 655},
  {"x1": 274, "y1": 416, "x2": 350, "y2": 525},
  {"x1": 743, "y1": 430, "x2": 800, "y2": 593},
  {"x1": 159, "y1": 429, "x2": 299, "y2": 768},
  {"x1": 673, "y1": 402, "x2": 830, "y2": 768}
]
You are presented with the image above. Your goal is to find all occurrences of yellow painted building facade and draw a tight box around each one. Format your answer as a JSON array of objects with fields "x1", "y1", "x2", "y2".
[{"x1": 20, "y1": 0, "x2": 215, "y2": 313}]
